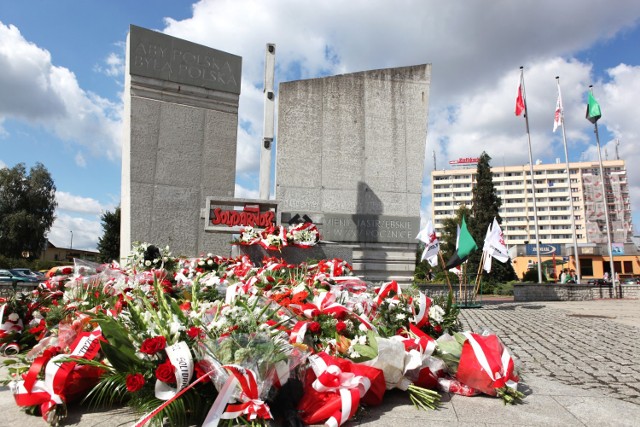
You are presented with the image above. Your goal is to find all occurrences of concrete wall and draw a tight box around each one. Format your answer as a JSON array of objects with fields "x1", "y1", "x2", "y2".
[
  {"x1": 275, "y1": 65, "x2": 431, "y2": 284},
  {"x1": 276, "y1": 65, "x2": 430, "y2": 218},
  {"x1": 514, "y1": 283, "x2": 640, "y2": 301},
  {"x1": 121, "y1": 27, "x2": 241, "y2": 259}
]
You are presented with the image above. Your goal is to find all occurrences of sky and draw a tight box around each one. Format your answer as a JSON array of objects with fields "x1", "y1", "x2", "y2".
[{"x1": 1, "y1": 0, "x2": 640, "y2": 251}]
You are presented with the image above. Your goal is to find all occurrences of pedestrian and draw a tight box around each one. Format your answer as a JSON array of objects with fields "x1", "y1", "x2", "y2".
[
  {"x1": 604, "y1": 271, "x2": 610, "y2": 282},
  {"x1": 568, "y1": 269, "x2": 576, "y2": 283},
  {"x1": 560, "y1": 268, "x2": 568, "y2": 283}
]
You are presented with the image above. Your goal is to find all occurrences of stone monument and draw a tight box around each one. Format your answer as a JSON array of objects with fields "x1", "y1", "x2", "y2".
[
  {"x1": 120, "y1": 25, "x2": 242, "y2": 259},
  {"x1": 276, "y1": 65, "x2": 431, "y2": 284}
]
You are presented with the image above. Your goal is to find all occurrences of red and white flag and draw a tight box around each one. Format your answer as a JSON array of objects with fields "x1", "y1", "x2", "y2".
[
  {"x1": 515, "y1": 76, "x2": 525, "y2": 116},
  {"x1": 553, "y1": 90, "x2": 563, "y2": 132},
  {"x1": 416, "y1": 220, "x2": 440, "y2": 267}
]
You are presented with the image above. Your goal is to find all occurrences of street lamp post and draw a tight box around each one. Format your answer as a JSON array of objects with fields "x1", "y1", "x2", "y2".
[{"x1": 70, "y1": 230, "x2": 73, "y2": 250}]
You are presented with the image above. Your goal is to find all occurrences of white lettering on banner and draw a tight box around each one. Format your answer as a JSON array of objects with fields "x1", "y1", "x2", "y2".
[{"x1": 155, "y1": 341, "x2": 194, "y2": 400}]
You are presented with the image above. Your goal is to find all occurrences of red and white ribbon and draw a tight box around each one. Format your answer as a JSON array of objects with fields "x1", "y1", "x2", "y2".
[
  {"x1": 375, "y1": 280, "x2": 401, "y2": 305},
  {"x1": 462, "y1": 332, "x2": 517, "y2": 390},
  {"x1": 154, "y1": 341, "x2": 194, "y2": 400},
  {"x1": 412, "y1": 292, "x2": 432, "y2": 328},
  {"x1": 203, "y1": 365, "x2": 272, "y2": 426},
  {"x1": 11, "y1": 328, "x2": 103, "y2": 422},
  {"x1": 308, "y1": 353, "x2": 371, "y2": 427}
]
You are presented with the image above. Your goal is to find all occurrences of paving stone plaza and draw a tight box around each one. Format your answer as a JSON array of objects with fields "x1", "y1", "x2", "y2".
[{"x1": 2, "y1": 299, "x2": 639, "y2": 426}]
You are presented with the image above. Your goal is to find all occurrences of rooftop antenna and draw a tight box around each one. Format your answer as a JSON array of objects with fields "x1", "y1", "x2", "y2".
[
  {"x1": 615, "y1": 139, "x2": 620, "y2": 160},
  {"x1": 432, "y1": 150, "x2": 436, "y2": 170}
]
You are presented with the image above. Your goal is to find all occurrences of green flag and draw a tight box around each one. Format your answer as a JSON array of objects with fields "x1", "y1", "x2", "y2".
[
  {"x1": 445, "y1": 215, "x2": 478, "y2": 269},
  {"x1": 586, "y1": 91, "x2": 601, "y2": 124}
]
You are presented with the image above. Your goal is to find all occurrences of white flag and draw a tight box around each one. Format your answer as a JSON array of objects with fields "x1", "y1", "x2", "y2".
[
  {"x1": 416, "y1": 220, "x2": 440, "y2": 267},
  {"x1": 553, "y1": 90, "x2": 563, "y2": 132},
  {"x1": 483, "y1": 223, "x2": 494, "y2": 273},
  {"x1": 483, "y1": 218, "x2": 510, "y2": 273}
]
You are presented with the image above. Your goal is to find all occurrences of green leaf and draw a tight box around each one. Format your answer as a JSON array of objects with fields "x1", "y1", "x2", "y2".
[
  {"x1": 101, "y1": 341, "x2": 142, "y2": 373},
  {"x1": 367, "y1": 330, "x2": 378, "y2": 353},
  {"x1": 352, "y1": 343, "x2": 377, "y2": 360}
]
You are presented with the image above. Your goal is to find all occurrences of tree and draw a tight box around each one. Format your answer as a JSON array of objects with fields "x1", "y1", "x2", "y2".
[
  {"x1": 97, "y1": 206, "x2": 121, "y2": 262},
  {"x1": 467, "y1": 152, "x2": 517, "y2": 287},
  {"x1": 0, "y1": 163, "x2": 57, "y2": 258}
]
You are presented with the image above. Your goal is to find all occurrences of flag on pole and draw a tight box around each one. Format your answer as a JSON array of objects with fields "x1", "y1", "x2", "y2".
[
  {"x1": 585, "y1": 91, "x2": 601, "y2": 124},
  {"x1": 445, "y1": 216, "x2": 478, "y2": 269},
  {"x1": 553, "y1": 90, "x2": 563, "y2": 132},
  {"x1": 416, "y1": 220, "x2": 440, "y2": 267},
  {"x1": 482, "y1": 218, "x2": 510, "y2": 273},
  {"x1": 515, "y1": 75, "x2": 525, "y2": 116}
]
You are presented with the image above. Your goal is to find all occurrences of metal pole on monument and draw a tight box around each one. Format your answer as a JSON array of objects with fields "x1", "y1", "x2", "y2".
[
  {"x1": 259, "y1": 43, "x2": 276, "y2": 200},
  {"x1": 587, "y1": 85, "x2": 618, "y2": 297},
  {"x1": 516, "y1": 66, "x2": 543, "y2": 283},
  {"x1": 555, "y1": 76, "x2": 582, "y2": 283}
]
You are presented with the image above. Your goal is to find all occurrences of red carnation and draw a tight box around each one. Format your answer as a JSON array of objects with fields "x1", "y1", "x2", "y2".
[
  {"x1": 194, "y1": 360, "x2": 211, "y2": 383},
  {"x1": 140, "y1": 336, "x2": 167, "y2": 354},
  {"x1": 186, "y1": 326, "x2": 202, "y2": 339},
  {"x1": 336, "y1": 321, "x2": 347, "y2": 333},
  {"x1": 126, "y1": 373, "x2": 146, "y2": 392},
  {"x1": 309, "y1": 321, "x2": 321, "y2": 334},
  {"x1": 155, "y1": 359, "x2": 176, "y2": 384},
  {"x1": 180, "y1": 302, "x2": 192, "y2": 311}
]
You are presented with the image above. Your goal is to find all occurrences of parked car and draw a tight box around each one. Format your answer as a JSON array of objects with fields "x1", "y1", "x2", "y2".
[
  {"x1": 586, "y1": 278, "x2": 610, "y2": 286},
  {"x1": 0, "y1": 269, "x2": 40, "y2": 283},
  {"x1": 9, "y1": 268, "x2": 45, "y2": 281},
  {"x1": 623, "y1": 277, "x2": 640, "y2": 285}
]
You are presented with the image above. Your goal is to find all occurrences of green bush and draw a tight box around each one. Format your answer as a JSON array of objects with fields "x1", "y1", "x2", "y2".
[{"x1": 522, "y1": 269, "x2": 547, "y2": 283}]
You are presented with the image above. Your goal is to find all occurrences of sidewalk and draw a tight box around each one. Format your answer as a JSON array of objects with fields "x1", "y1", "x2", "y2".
[{"x1": 1, "y1": 299, "x2": 639, "y2": 426}]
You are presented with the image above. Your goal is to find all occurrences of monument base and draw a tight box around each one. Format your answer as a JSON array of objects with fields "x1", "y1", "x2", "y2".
[
  {"x1": 234, "y1": 242, "x2": 353, "y2": 266},
  {"x1": 235, "y1": 241, "x2": 418, "y2": 286}
]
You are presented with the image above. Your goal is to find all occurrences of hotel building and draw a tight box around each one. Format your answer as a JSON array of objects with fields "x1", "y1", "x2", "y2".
[{"x1": 431, "y1": 159, "x2": 636, "y2": 279}]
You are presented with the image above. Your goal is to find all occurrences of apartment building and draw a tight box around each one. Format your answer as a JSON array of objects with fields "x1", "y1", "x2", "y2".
[{"x1": 431, "y1": 159, "x2": 632, "y2": 246}]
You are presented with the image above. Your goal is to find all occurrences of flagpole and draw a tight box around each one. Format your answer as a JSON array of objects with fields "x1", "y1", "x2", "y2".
[
  {"x1": 473, "y1": 250, "x2": 486, "y2": 298},
  {"x1": 438, "y1": 251, "x2": 454, "y2": 299},
  {"x1": 520, "y1": 66, "x2": 544, "y2": 283},
  {"x1": 589, "y1": 85, "x2": 618, "y2": 297},
  {"x1": 556, "y1": 76, "x2": 582, "y2": 283}
]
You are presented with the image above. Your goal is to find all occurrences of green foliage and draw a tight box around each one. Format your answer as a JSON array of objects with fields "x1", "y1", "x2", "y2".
[
  {"x1": 97, "y1": 206, "x2": 121, "y2": 263},
  {"x1": 466, "y1": 153, "x2": 517, "y2": 285},
  {"x1": 522, "y1": 268, "x2": 547, "y2": 283},
  {"x1": 440, "y1": 204, "x2": 473, "y2": 262},
  {"x1": 0, "y1": 163, "x2": 57, "y2": 258}
]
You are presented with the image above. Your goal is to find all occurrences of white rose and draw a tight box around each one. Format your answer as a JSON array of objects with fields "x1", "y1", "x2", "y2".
[
  {"x1": 429, "y1": 305, "x2": 445, "y2": 323},
  {"x1": 8, "y1": 313, "x2": 20, "y2": 322}
]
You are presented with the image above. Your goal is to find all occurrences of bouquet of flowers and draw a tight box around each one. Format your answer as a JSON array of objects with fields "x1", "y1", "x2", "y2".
[
  {"x1": 259, "y1": 225, "x2": 289, "y2": 251},
  {"x1": 434, "y1": 330, "x2": 524, "y2": 403},
  {"x1": 287, "y1": 222, "x2": 320, "y2": 248},
  {"x1": 236, "y1": 226, "x2": 261, "y2": 246}
]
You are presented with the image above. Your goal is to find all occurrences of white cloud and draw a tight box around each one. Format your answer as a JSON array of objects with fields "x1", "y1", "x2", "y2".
[
  {"x1": 234, "y1": 183, "x2": 260, "y2": 199},
  {"x1": 49, "y1": 191, "x2": 116, "y2": 251},
  {"x1": 159, "y1": 1, "x2": 640, "y2": 205},
  {"x1": 56, "y1": 191, "x2": 111, "y2": 215},
  {"x1": 74, "y1": 152, "x2": 87, "y2": 167},
  {"x1": 0, "y1": 22, "x2": 122, "y2": 160},
  {"x1": 48, "y1": 213, "x2": 102, "y2": 252},
  {"x1": 0, "y1": 159, "x2": 6, "y2": 169}
]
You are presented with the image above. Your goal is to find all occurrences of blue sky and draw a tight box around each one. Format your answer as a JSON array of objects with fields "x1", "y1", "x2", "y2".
[{"x1": 1, "y1": 0, "x2": 640, "y2": 251}]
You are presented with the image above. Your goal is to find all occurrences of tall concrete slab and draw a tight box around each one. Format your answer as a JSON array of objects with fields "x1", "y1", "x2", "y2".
[
  {"x1": 276, "y1": 65, "x2": 431, "y2": 284},
  {"x1": 121, "y1": 25, "x2": 241, "y2": 259}
]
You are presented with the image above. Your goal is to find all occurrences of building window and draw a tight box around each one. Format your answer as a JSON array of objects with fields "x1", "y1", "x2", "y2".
[
  {"x1": 580, "y1": 258, "x2": 593, "y2": 276},
  {"x1": 623, "y1": 261, "x2": 633, "y2": 274}
]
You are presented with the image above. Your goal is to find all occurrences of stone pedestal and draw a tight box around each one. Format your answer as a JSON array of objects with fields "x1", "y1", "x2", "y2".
[{"x1": 120, "y1": 25, "x2": 242, "y2": 259}]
